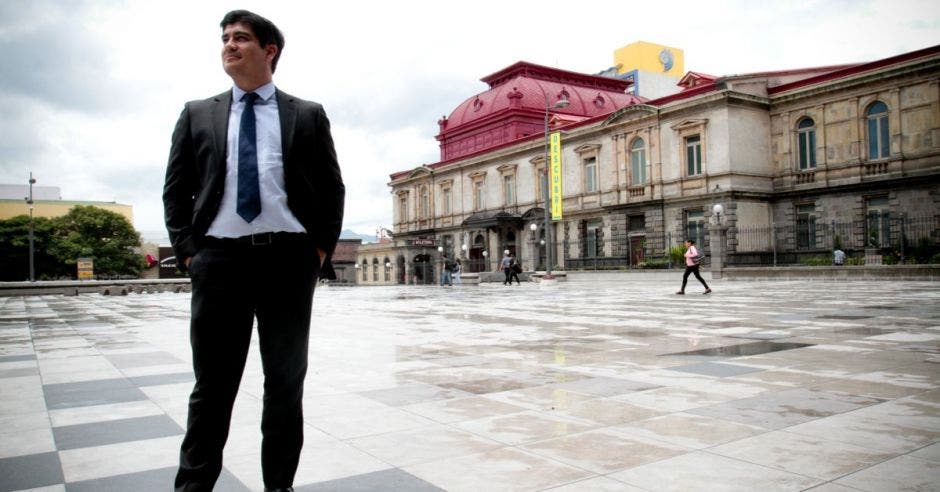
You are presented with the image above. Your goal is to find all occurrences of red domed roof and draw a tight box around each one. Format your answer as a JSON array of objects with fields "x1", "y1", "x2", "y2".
[
  {"x1": 436, "y1": 61, "x2": 643, "y2": 161},
  {"x1": 445, "y1": 61, "x2": 639, "y2": 128}
]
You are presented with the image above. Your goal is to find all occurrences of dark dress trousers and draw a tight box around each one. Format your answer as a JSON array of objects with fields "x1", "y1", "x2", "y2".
[{"x1": 163, "y1": 89, "x2": 344, "y2": 491}]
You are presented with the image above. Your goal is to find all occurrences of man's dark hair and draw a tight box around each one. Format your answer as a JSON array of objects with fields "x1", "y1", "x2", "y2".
[{"x1": 221, "y1": 10, "x2": 285, "y2": 73}]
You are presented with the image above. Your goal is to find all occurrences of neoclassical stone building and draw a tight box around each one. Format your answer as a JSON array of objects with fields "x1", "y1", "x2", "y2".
[{"x1": 388, "y1": 46, "x2": 940, "y2": 283}]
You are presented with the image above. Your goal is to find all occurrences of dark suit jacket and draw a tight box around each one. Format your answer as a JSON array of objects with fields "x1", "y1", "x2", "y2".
[{"x1": 163, "y1": 89, "x2": 345, "y2": 278}]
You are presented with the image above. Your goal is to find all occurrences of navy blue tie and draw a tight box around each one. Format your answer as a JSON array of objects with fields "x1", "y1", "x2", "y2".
[{"x1": 237, "y1": 92, "x2": 261, "y2": 223}]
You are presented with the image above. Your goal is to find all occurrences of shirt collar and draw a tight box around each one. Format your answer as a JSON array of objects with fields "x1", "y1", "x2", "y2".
[{"x1": 232, "y1": 82, "x2": 276, "y2": 103}]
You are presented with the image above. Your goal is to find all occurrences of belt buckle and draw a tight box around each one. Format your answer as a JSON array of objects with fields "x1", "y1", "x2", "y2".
[{"x1": 251, "y1": 232, "x2": 273, "y2": 246}]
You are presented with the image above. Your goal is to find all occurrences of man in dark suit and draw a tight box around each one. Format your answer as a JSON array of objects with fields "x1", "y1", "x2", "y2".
[{"x1": 163, "y1": 10, "x2": 344, "y2": 492}]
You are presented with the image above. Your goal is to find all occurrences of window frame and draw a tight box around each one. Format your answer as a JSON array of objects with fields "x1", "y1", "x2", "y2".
[
  {"x1": 584, "y1": 156, "x2": 598, "y2": 193},
  {"x1": 685, "y1": 135, "x2": 702, "y2": 176},
  {"x1": 685, "y1": 210, "x2": 705, "y2": 247},
  {"x1": 797, "y1": 118, "x2": 817, "y2": 170},
  {"x1": 419, "y1": 185, "x2": 430, "y2": 219},
  {"x1": 795, "y1": 203, "x2": 817, "y2": 249},
  {"x1": 866, "y1": 101, "x2": 890, "y2": 160},
  {"x1": 866, "y1": 196, "x2": 891, "y2": 247},
  {"x1": 630, "y1": 138, "x2": 647, "y2": 185},
  {"x1": 503, "y1": 174, "x2": 515, "y2": 206},
  {"x1": 584, "y1": 219, "x2": 602, "y2": 258},
  {"x1": 397, "y1": 192, "x2": 409, "y2": 223}
]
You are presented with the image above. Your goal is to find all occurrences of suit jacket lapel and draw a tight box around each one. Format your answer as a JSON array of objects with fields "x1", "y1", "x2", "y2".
[
  {"x1": 211, "y1": 91, "x2": 231, "y2": 177},
  {"x1": 276, "y1": 89, "x2": 296, "y2": 165}
]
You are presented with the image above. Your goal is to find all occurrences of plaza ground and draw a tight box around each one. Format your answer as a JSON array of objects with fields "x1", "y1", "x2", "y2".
[{"x1": 1, "y1": 274, "x2": 938, "y2": 491}]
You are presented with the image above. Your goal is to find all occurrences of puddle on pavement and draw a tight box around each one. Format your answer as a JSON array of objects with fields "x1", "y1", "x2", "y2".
[
  {"x1": 816, "y1": 315, "x2": 874, "y2": 320},
  {"x1": 660, "y1": 341, "x2": 814, "y2": 358},
  {"x1": 836, "y1": 327, "x2": 897, "y2": 336}
]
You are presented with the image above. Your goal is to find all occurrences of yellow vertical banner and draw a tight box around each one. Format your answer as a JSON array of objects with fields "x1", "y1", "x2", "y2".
[{"x1": 549, "y1": 132, "x2": 563, "y2": 220}]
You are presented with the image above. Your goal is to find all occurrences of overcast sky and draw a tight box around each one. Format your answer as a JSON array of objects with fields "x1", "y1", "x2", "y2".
[{"x1": 1, "y1": 0, "x2": 938, "y2": 242}]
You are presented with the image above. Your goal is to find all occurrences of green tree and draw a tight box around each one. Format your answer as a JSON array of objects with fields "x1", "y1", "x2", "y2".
[
  {"x1": 0, "y1": 215, "x2": 65, "y2": 280},
  {"x1": 48, "y1": 206, "x2": 144, "y2": 278}
]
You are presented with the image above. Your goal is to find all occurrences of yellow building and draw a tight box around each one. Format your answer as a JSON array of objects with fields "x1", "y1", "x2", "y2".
[
  {"x1": 613, "y1": 41, "x2": 685, "y2": 99},
  {"x1": 0, "y1": 195, "x2": 133, "y2": 223}
]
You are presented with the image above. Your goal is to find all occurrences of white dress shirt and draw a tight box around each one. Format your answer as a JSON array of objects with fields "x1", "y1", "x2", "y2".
[{"x1": 207, "y1": 82, "x2": 306, "y2": 238}]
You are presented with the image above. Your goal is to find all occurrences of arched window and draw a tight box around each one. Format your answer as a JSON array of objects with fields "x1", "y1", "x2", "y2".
[
  {"x1": 361, "y1": 260, "x2": 368, "y2": 282},
  {"x1": 797, "y1": 118, "x2": 817, "y2": 170},
  {"x1": 867, "y1": 101, "x2": 889, "y2": 160},
  {"x1": 383, "y1": 257, "x2": 391, "y2": 282},
  {"x1": 630, "y1": 138, "x2": 647, "y2": 185},
  {"x1": 372, "y1": 258, "x2": 379, "y2": 281}
]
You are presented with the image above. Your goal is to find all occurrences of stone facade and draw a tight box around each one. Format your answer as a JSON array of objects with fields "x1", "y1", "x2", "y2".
[{"x1": 389, "y1": 46, "x2": 940, "y2": 272}]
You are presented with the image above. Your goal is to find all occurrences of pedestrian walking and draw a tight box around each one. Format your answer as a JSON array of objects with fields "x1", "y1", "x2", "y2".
[
  {"x1": 676, "y1": 240, "x2": 711, "y2": 295},
  {"x1": 453, "y1": 258, "x2": 462, "y2": 284},
  {"x1": 509, "y1": 253, "x2": 521, "y2": 285},
  {"x1": 441, "y1": 254, "x2": 455, "y2": 286},
  {"x1": 498, "y1": 250, "x2": 512, "y2": 285}
]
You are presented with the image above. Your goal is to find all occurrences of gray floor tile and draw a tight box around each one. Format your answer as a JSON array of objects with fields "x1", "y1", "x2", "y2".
[
  {"x1": 689, "y1": 388, "x2": 884, "y2": 429},
  {"x1": 668, "y1": 362, "x2": 765, "y2": 377},
  {"x1": 105, "y1": 351, "x2": 183, "y2": 369},
  {"x1": 43, "y1": 378, "x2": 147, "y2": 410},
  {"x1": 0, "y1": 452, "x2": 63, "y2": 492},
  {"x1": 297, "y1": 468, "x2": 444, "y2": 492},
  {"x1": 0, "y1": 354, "x2": 37, "y2": 363},
  {"x1": 65, "y1": 466, "x2": 249, "y2": 492},
  {"x1": 0, "y1": 367, "x2": 40, "y2": 378},
  {"x1": 129, "y1": 372, "x2": 194, "y2": 387},
  {"x1": 53, "y1": 414, "x2": 183, "y2": 450}
]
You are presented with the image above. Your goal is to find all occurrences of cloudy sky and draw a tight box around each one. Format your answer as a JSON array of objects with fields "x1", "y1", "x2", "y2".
[{"x1": 1, "y1": 0, "x2": 938, "y2": 242}]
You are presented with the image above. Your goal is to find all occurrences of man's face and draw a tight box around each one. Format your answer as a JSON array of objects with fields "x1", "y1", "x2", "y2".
[{"x1": 221, "y1": 22, "x2": 276, "y2": 80}]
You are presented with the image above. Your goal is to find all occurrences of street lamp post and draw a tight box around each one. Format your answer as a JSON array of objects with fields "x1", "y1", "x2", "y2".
[
  {"x1": 529, "y1": 223, "x2": 538, "y2": 272},
  {"x1": 26, "y1": 173, "x2": 36, "y2": 282},
  {"x1": 542, "y1": 94, "x2": 569, "y2": 277},
  {"x1": 711, "y1": 203, "x2": 725, "y2": 279}
]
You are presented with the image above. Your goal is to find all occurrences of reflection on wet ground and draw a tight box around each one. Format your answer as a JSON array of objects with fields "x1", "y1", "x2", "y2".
[
  {"x1": 1, "y1": 276, "x2": 939, "y2": 491},
  {"x1": 661, "y1": 341, "x2": 815, "y2": 358}
]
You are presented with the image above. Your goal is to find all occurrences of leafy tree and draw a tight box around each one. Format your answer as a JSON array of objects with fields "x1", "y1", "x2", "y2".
[
  {"x1": 48, "y1": 206, "x2": 144, "y2": 277},
  {"x1": 0, "y1": 215, "x2": 65, "y2": 280}
]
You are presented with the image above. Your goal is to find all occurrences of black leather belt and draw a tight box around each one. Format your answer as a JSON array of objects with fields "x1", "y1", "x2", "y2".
[{"x1": 204, "y1": 232, "x2": 308, "y2": 247}]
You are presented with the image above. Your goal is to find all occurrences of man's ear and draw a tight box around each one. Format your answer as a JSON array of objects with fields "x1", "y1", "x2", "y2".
[{"x1": 265, "y1": 44, "x2": 278, "y2": 66}]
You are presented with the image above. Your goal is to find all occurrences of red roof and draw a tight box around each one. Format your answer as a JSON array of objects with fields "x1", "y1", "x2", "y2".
[{"x1": 435, "y1": 61, "x2": 643, "y2": 161}]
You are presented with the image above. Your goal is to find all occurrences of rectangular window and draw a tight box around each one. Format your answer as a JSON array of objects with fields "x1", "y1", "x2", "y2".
[
  {"x1": 798, "y1": 130, "x2": 817, "y2": 169},
  {"x1": 584, "y1": 157, "x2": 597, "y2": 192},
  {"x1": 420, "y1": 188, "x2": 430, "y2": 218},
  {"x1": 685, "y1": 135, "x2": 702, "y2": 176},
  {"x1": 474, "y1": 181, "x2": 485, "y2": 211},
  {"x1": 796, "y1": 204, "x2": 817, "y2": 249},
  {"x1": 503, "y1": 175, "x2": 515, "y2": 205},
  {"x1": 442, "y1": 188, "x2": 452, "y2": 215},
  {"x1": 630, "y1": 147, "x2": 646, "y2": 185},
  {"x1": 628, "y1": 215, "x2": 645, "y2": 232},
  {"x1": 686, "y1": 210, "x2": 705, "y2": 247},
  {"x1": 585, "y1": 220, "x2": 602, "y2": 258},
  {"x1": 869, "y1": 117, "x2": 890, "y2": 159},
  {"x1": 866, "y1": 196, "x2": 890, "y2": 247},
  {"x1": 399, "y1": 197, "x2": 408, "y2": 222}
]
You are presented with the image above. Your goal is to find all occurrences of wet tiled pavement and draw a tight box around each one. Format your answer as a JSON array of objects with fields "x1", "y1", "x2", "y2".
[{"x1": 1, "y1": 275, "x2": 939, "y2": 491}]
